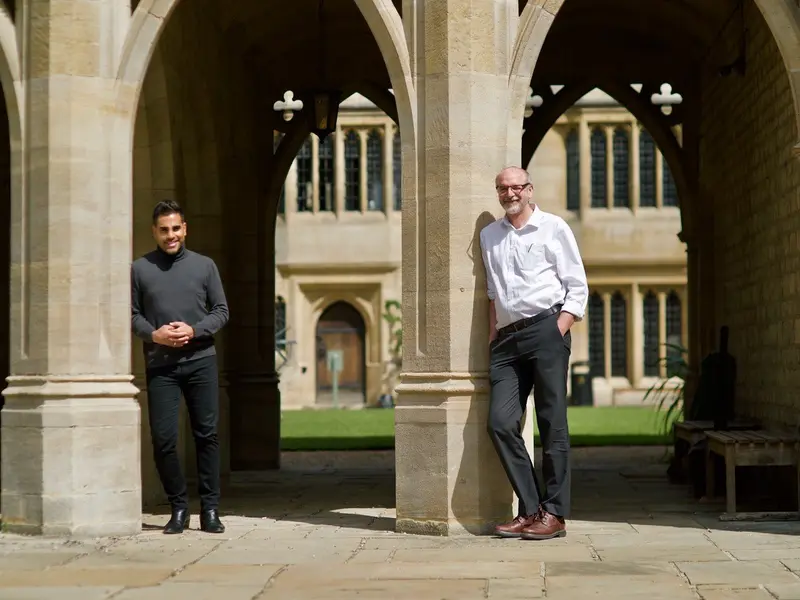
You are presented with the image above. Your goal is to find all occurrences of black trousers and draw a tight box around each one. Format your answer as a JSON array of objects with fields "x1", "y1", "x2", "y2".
[
  {"x1": 146, "y1": 354, "x2": 221, "y2": 511},
  {"x1": 487, "y1": 312, "x2": 571, "y2": 518}
]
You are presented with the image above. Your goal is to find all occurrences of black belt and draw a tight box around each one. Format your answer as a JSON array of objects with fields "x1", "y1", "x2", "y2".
[{"x1": 497, "y1": 304, "x2": 562, "y2": 337}]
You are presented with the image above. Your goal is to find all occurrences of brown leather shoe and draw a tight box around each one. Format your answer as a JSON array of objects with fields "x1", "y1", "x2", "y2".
[
  {"x1": 520, "y1": 510, "x2": 566, "y2": 540},
  {"x1": 494, "y1": 515, "x2": 538, "y2": 538}
]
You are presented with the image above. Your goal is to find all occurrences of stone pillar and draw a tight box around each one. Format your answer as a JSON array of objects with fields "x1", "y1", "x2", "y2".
[
  {"x1": 603, "y1": 292, "x2": 612, "y2": 379},
  {"x1": 359, "y1": 130, "x2": 368, "y2": 212},
  {"x1": 334, "y1": 129, "x2": 345, "y2": 215},
  {"x1": 227, "y1": 87, "x2": 281, "y2": 471},
  {"x1": 630, "y1": 283, "x2": 644, "y2": 386},
  {"x1": 394, "y1": 0, "x2": 524, "y2": 536},
  {"x1": 655, "y1": 151, "x2": 664, "y2": 209},
  {"x1": 2, "y1": 1, "x2": 141, "y2": 536},
  {"x1": 657, "y1": 292, "x2": 668, "y2": 378},
  {"x1": 604, "y1": 126, "x2": 614, "y2": 209},
  {"x1": 383, "y1": 122, "x2": 394, "y2": 214},
  {"x1": 0, "y1": 97, "x2": 9, "y2": 490},
  {"x1": 683, "y1": 237, "x2": 701, "y2": 409}
]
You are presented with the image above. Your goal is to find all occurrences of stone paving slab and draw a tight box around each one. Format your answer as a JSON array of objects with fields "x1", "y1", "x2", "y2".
[
  {"x1": 2, "y1": 448, "x2": 800, "y2": 599},
  {"x1": 696, "y1": 587, "x2": 773, "y2": 599},
  {"x1": 0, "y1": 587, "x2": 124, "y2": 600},
  {"x1": 765, "y1": 583, "x2": 800, "y2": 599}
]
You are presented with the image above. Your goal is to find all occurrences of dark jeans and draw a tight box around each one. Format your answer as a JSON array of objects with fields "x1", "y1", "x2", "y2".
[
  {"x1": 487, "y1": 311, "x2": 571, "y2": 518},
  {"x1": 146, "y1": 354, "x2": 221, "y2": 511}
]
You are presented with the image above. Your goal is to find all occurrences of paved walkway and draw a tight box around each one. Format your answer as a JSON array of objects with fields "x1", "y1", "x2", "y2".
[{"x1": 3, "y1": 447, "x2": 800, "y2": 599}]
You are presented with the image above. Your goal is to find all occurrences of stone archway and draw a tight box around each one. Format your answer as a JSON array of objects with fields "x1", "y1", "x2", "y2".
[
  {"x1": 117, "y1": 0, "x2": 420, "y2": 477},
  {"x1": 506, "y1": 0, "x2": 800, "y2": 458},
  {"x1": 117, "y1": 0, "x2": 417, "y2": 207},
  {"x1": 750, "y1": 0, "x2": 800, "y2": 151}
]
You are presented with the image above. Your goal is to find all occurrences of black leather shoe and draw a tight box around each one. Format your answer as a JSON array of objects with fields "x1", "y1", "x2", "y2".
[
  {"x1": 163, "y1": 508, "x2": 190, "y2": 534},
  {"x1": 200, "y1": 509, "x2": 225, "y2": 534}
]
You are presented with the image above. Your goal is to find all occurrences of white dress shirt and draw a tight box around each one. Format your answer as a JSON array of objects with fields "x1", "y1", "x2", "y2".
[{"x1": 480, "y1": 207, "x2": 589, "y2": 330}]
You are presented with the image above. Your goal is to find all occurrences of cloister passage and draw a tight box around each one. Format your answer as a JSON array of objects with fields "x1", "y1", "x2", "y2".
[{"x1": 0, "y1": 0, "x2": 798, "y2": 537}]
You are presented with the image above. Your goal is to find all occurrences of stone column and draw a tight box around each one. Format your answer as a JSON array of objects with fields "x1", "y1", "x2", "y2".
[
  {"x1": 334, "y1": 128, "x2": 345, "y2": 215},
  {"x1": 604, "y1": 127, "x2": 614, "y2": 209},
  {"x1": 602, "y1": 292, "x2": 612, "y2": 379},
  {"x1": 227, "y1": 84, "x2": 281, "y2": 471},
  {"x1": 394, "y1": 0, "x2": 521, "y2": 535},
  {"x1": 311, "y1": 136, "x2": 320, "y2": 212},
  {"x1": 2, "y1": 1, "x2": 141, "y2": 536},
  {"x1": 655, "y1": 151, "x2": 664, "y2": 209},
  {"x1": 383, "y1": 122, "x2": 394, "y2": 214},
  {"x1": 658, "y1": 292, "x2": 668, "y2": 378},
  {"x1": 630, "y1": 283, "x2": 644, "y2": 386},
  {"x1": 359, "y1": 130, "x2": 368, "y2": 212},
  {"x1": 0, "y1": 98, "x2": 9, "y2": 493}
]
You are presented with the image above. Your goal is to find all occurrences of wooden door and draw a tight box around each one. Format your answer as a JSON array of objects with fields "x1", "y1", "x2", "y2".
[{"x1": 315, "y1": 302, "x2": 366, "y2": 397}]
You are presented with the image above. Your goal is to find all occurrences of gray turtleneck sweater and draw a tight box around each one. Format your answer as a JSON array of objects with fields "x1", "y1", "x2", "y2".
[{"x1": 131, "y1": 245, "x2": 229, "y2": 369}]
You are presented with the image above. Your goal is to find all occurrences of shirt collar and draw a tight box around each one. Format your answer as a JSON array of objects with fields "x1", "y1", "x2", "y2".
[{"x1": 502, "y1": 205, "x2": 542, "y2": 230}]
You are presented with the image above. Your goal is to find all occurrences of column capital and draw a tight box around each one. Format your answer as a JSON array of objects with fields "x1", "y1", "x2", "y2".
[
  {"x1": 395, "y1": 371, "x2": 489, "y2": 398},
  {"x1": 3, "y1": 374, "x2": 139, "y2": 401}
]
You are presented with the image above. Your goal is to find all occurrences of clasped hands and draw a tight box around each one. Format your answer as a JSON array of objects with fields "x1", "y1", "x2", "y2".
[{"x1": 152, "y1": 322, "x2": 195, "y2": 348}]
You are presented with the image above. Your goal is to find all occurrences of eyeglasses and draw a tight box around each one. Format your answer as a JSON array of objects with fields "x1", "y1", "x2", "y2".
[{"x1": 496, "y1": 184, "x2": 532, "y2": 194}]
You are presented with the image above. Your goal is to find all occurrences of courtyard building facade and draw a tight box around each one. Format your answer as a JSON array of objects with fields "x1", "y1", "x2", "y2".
[
  {"x1": 0, "y1": 0, "x2": 798, "y2": 537},
  {"x1": 277, "y1": 90, "x2": 686, "y2": 409}
]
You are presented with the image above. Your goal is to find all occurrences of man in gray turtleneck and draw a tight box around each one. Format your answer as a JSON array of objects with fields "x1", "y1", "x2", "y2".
[{"x1": 131, "y1": 200, "x2": 229, "y2": 535}]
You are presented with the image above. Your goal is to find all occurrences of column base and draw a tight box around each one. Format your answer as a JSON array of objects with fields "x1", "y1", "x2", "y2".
[
  {"x1": 1, "y1": 375, "x2": 142, "y2": 537},
  {"x1": 394, "y1": 372, "x2": 516, "y2": 536},
  {"x1": 228, "y1": 371, "x2": 280, "y2": 470}
]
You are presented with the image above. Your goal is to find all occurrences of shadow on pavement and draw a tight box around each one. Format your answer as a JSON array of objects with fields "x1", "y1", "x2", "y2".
[{"x1": 143, "y1": 446, "x2": 800, "y2": 538}]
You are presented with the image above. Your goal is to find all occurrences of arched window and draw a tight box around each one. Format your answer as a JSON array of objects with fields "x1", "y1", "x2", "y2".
[
  {"x1": 611, "y1": 292, "x2": 627, "y2": 378},
  {"x1": 344, "y1": 131, "x2": 360, "y2": 211},
  {"x1": 318, "y1": 135, "x2": 334, "y2": 211},
  {"x1": 588, "y1": 293, "x2": 605, "y2": 377},
  {"x1": 566, "y1": 129, "x2": 580, "y2": 211},
  {"x1": 639, "y1": 129, "x2": 656, "y2": 207},
  {"x1": 367, "y1": 129, "x2": 383, "y2": 211},
  {"x1": 643, "y1": 292, "x2": 659, "y2": 377},
  {"x1": 275, "y1": 296, "x2": 287, "y2": 346},
  {"x1": 296, "y1": 137, "x2": 312, "y2": 212},
  {"x1": 393, "y1": 131, "x2": 401, "y2": 211},
  {"x1": 663, "y1": 163, "x2": 678, "y2": 207},
  {"x1": 613, "y1": 127, "x2": 629, "y2": 208},
  {"x1": 590, "y1": 128, "x2": 606, "y2": 208},
  {"x1": 666, "y1": 291, "x2": 682, "y2": 371}
]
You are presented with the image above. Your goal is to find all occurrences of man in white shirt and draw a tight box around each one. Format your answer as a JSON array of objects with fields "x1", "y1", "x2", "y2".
[{"x1": 480, "y1": 166, "x2": 588, "y2": 540}]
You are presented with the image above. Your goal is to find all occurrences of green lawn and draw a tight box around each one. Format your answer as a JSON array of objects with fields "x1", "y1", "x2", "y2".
[{"x1": 280, "y1": 406, "x2": 678, "y2": 451}]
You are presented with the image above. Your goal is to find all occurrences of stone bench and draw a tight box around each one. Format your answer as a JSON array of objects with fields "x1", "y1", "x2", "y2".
[{"x1": 705, "y1": 430, "x2": 800, "y2": 519}]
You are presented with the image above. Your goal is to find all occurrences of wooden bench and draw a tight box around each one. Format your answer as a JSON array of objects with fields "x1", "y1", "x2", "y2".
[
  {"x1": 671, "y1": 419, "x2": 760, "y2": 496},
  {"x1": 705, "y1": 430, "x2": 800, "y2": 519},
  {"x1": 674, "y1": 419, "x2": 760, "y2": 449}
]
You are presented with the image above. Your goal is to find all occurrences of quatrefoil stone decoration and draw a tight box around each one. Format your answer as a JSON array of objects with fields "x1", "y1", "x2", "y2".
[
  {"x1": 524, "y1": 87, "x2": 544, "y2": 118},
  {"x1": 273, "y1": 91, "x2": 304, "y2": 122},
  {"x1": 650, "y1": 83, "x2": 683, "y2": 116}
]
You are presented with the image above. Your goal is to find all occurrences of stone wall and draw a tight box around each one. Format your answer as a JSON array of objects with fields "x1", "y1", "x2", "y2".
[{"x1": 700, "y1": 1, "x2": 800, "y2": 428}]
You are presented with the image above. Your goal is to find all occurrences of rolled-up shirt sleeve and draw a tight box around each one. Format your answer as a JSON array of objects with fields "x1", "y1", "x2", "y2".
[
  {"x1": 554, "y1": 220, "x2": 588, "y2": 321},
  {"x1": 480, "y1": 230, "x2": 497, "y2": 300}
]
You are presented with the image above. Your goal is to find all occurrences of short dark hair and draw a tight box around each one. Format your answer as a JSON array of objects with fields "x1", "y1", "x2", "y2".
[{"x1": 152, "y1": 200, "x2": 185, "y2": 225}]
